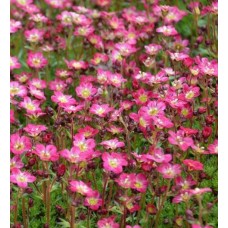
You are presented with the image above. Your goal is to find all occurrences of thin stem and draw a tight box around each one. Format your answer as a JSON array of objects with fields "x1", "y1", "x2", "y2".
[{"x1": 22, "y1": 197, "x2": 28, "y2": 228}]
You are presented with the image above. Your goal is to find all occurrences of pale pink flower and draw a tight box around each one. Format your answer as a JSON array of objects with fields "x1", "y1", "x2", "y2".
[
  {"x1": 90, "y1": 104, "x2": 113, "y2": 117},
  {"x1": 156, "y1": 25, "x2": 178, "y2": 36},
  {"x1": 157, "y1": 163, "x2": 181, "y2": 179},
  {"x1": 10, "y1": 56, "x2": 21, "y2": 70},
  {"x1": 73, "y1": 133, "x2": 95, "y2": 153},
  {"x1": 51, "y1": 91, "x2": 76, "y2": 106},
  {"x1": 10, "y1": 169, "x2": 36, "y2": 188},
  {"x1": 10, "y1": 156, "x2": 24, "y2": 171},
  {"x1": 97, "y1": 216, "x2": 119, "y2": 228},
  {"x1": 69, "y1": 180, "x2": 93, "y2": 196},
  {"x1": 100, "y1": 138, "x2": 125, "y2": 150},
  {"x1": 24, "y1": 28, "x2": 44, "y2": 43}
]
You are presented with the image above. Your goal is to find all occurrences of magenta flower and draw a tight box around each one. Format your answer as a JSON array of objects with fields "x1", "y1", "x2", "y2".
[
  {"x1": 90, "y1": 104, "x2": 113, "y2": 117},
  {"x1": 175, "y1": 176, "x2": 196, "y2": 190},
  {"x1": 102, "y1": 152, "x2": 128, "y2": 174},
  {"x1": 27, "y1": 52, "x2": 48, "y2": 69},
  {"x1": 34, "y1": 144, "x2": 59, "y2": 162},
  {"x1": 97, "y1": 216, "x2": 119, "y2": 228},
  {"x1": 131, "y1": 173, "x2": 148, "y2": 193},
  {"x1": 183, "y1": 159, "x2": 204, "y2": 171},
  {"x1": 20, "y1": 97, "x2": 42, "y2": 114},
  {"x1": 10, "y1": 133, "x2": 32, "y2": 155},
  {"x1": 148, "y1": 148, "x2": 172, "y2": 163},
  {"x1": 24, "y1": 124, "x2": 47, "y2": 137},
  {"x1": 76, "y1": 82, "x2": 97, "y2": 100},
  {"x1": 60, "y1": 147, "x2": 89, "y2": 163},
  {"x1": 10, "y1": 156, "x2": 24, "y2": 171},
  {"x1": 73, "y1": 133, "x2": 95, "y2": 153},
  {"x1": 145, "y1": 43, "x2": 162, "y2": 56},
  {"x1": 157, "y1": 163, "x2": 181, "y2": 179},
  {"x1": 78, "y1": 126, "x2": 99, "y2": 138},
  {"x1": 168, "y1": 130, "x2": 194, "y2": 151},
  {"x1": 115, "y1": 173, "x2": 135, "y2": 189},
  {"x1": 51, "y1": 91, "x2": 76, "y2": 106},
  {"x1": 100, "y1": 138, "x2": 125, "y2": 150},
  {"x1": 10, "y1": 169, "x2": 36, "y2": 188},
  {"x1": 84, "y1": 190, "x2": 102, "y2": 211}
]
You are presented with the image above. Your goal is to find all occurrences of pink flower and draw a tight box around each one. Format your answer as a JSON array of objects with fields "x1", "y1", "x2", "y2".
[
  {"x1": 29, "y1": 86, "x2": 46, "y2": 100},
  {"x1": 207, "y1": 140, "x2": 218, "y2": 154},
  {"x1": 69, "y1": 180, "x2": 93, "y2": 196},
  {"x1": 66, "y1": 60, "x2": 88, "y2": 70},
  {"x1": 90, "y1": 104, "x2": 113, "y2": 117},
  {"x1": 97, "y1": 69, "x2": 112, "y2": 85},
  {"x1": 157, "y1": 163, "x2": 181, "y2": 179},
  {"x1": 24, "y1": 28, "x2": 44, "y2": 43},
  {"x1": 156, "y1": 25, "x2": 178, "y2": 36},
  {"x1": 172, "y1": 191, "x2": 193, "y2": 204},
  {"x1": 10, "y1": 19, "x2": 22, "y2": 33},
  {"x1": 27, "y1": 52, "x2": 48, "y2": 69},
  {"x1": 115, "y1": 173, "x2": 135, "y2": 189},
  {"x1": 10, "y1": 133, "x2": 32, "y2": 155},
  {"x1": 145, "y1": 43, "x2": 162, "y2": 56},
  {"x1": 73, "y1": 133, "x2": 95, "y2": 153},
  {"x1": 141, "y1": 101, "x2": 166, "y2": 119},
  {"x1": 106, "y1": 125, "x2": 124, "y2": 135},
  {"x1": 74, "y1": 26, "x2": 94, "y2": 37},
  {"x1": 168, "y1": 52, "x2": 189, "y2": 61},
  {"x1": 60, "y1": 147, "x2": 89, "y2": 163},
  {"x1": 24, "y1": 124, "x2": 47, "y2": 137},
  {"x1": 181, "y1": 84, "x2": 200, "y2": 102},
  {"x1": 78, "y1": 126, "x2": 99, "y2": 138},
  {"x1": 102, "y1": 152, "x2": 128, "y2": 174},
  {"x1": 183, "y1": 159, "x2": 204, "y2": 171},
  {"x1": 131, "y1": 173, "x2": 148, "y2": 193},
  {"x1": 91, "y1": 53, "x2": 108, "y2": 65},
  {"x1": 129, "y1": 110, "x2": 151, "y2": 131},
  {"x1": 148, "y1": 148, "x2": 172, "y2": 163},
  {"x1": 51, "y1": 91, "x2": 76, "y2": 106},
  {"x1": 189, "y1": 188, "x2": 212, "y2": 196},
  {"x1": 175, "y1": 176, "x2": 196, "y2": 190},
  {"x1": 10, "y1": 169, "x2": 36, "y2": 188},
  {"x1": 100, "y1": 138, "x2": 125, "y2": 150},
  {"x1": 20, "y1": 97, "x2": 42, "y2": 114},
  {"x1": 29, "y1": 78, "x2": 47, "y2": 89},
  {"x1": 168, "y1": 130, "x2": 194, "y2": 151},
  {"x1": 49, "y1": 79, "x2": 67, "y2": 92},
  {"x1": 97, "y1": 216, "x2": 119, "y2": 228},
  {"x1": 76, "y1": 82, "x2": 97, "y2": 100},
  {"x1": 108, "y1": 73, "x2": 126, "y2": 88},
  {"x1": 34, "y1": 144, "x2": 59, "y2": 162},
  {"x1": 10, "y1": 56, "x2": 21, "y2": 70},
  {"x1": 10, "y1": 156, "x2": 24, "y2": 171},
  {"x1": 10, "y1": 81, "x2": 27, "y2": 98},
  {"x1": 84, "y1": 190, "x2": 102, "y2": 210}
]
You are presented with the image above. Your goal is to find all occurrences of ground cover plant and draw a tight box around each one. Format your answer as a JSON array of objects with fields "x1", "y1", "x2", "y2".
[{"x1": 10, "y1": 0, "x2": 218, "y2": 227}]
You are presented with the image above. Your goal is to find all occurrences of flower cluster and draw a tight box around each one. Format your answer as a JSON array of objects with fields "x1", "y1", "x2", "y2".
[{"x1": 10, "y1": 0, "x2": 218, "y2": 227}]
